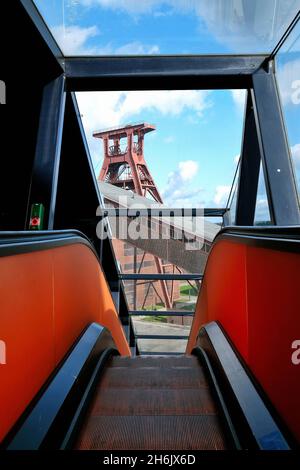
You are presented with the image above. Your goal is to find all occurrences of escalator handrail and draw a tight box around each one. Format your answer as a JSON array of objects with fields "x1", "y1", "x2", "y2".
[
  {"x1": 214, "y1": 225, "x2": 300, "y2": 251},
  {"x1": 4, "y1": 323, "x2": 118, "y2": 450},
  {"x1": 193, "y1": 346, "x2": 241, "y2": 450},
  {"x1": 0, "y1": 229, "x2": 97, "y2": 258},
  {"x1": 196, "y1": 321, "x2": 291, "y2": 450}
]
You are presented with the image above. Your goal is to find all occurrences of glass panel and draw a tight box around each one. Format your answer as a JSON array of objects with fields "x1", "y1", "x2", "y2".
[
  {"x1": 78, "y1": 88, "x2": 244, "y2": 211},
  {"x1": 254, "y1": 163, "x2": 271, "y2": 225},
  {"x1": 81, "y1": 88, "x2": 244, "y2": 352},
  {"x1": 123, "y1": 266, "x2": 199, "y2": 354},
  {"x1": 122, "y1": 277, "x2": 199, "y2": 317},
  {"x1": 276, "y1": 18, "x2": 300, "y2": 198},
  {"x1": 226, "y1": 155, "x2": 241, "y2": 225},
  {"x1": 33, "y1": 0, "x2": 300, "y2": 56}
]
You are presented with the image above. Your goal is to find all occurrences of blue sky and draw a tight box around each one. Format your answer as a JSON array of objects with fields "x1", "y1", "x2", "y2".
[
  {"x1": 276, "y1": 19, "x2": 300, "y2": 197},
  {"x1": 76, "y1": 88, "x2": 244, "y2": 208},
  {"x1": 33, "y1": 0, "x2": 300, "y2": 215},
  {"x1": 34, "y1": 0, "x2": 300, "y2": 56},
  {"x1": 33, "y1": 0, "x2": 250, "y2": 208}
]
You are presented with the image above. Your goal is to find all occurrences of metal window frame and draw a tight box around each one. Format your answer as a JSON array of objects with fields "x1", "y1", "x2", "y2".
[
  {"x1": 20, "y1": 0, "x2": 64, "y2": 61},
  {"x1": 22, "y1": 0, "x2": 300, "y2": 229},
  {"x1": 64, "y1": 55, "x2": 266, "y2": 91},
  {"x1": 62, "y1": 56, "x2": 300, "y2": 225},
  {"x1": 26, "y1": 75, "x2": 66, "y2": 229},
  {"x1": 9, "y1": 1, "x2": 300, "y2": 356},
  {"x1": 251, "y1": 62, "x2": 300, "y2": 225},
  {"x1": 19, "y1": 0, "x2": 300, "y2": 231},
  {"x1": 235, "y1": 90, "x2": 261, "y2": 225}
]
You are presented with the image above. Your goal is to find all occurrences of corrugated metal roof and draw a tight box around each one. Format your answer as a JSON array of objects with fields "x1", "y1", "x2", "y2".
[{"x1": 98, "y1": 181, "x2": 220, "y2": 242}]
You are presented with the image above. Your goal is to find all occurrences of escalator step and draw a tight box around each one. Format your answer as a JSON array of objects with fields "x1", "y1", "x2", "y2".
[
  {"x1": 86, "y1": 388, "x2": 218, "y2": 416},
  {"x1": 108, "y1": 355, "x2": 199, "y2": 368},
  {"x1": 74, "y1": 356, "x2": 228, "y2": 450},
  {"x1": 75, "y1": 415, "x2": 227, "y2": 450},
  {"x1": 99, "y1": 366, "x2": 209, "y2": 389}
]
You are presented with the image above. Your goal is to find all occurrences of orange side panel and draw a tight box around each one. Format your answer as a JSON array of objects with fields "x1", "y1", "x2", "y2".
[
  {"x1": 0, "y1": 243, "x2": 130, "y2": 442},
  {"x1": 246, "y1": 247, "x2": 300, "y2": 444},
  {"x1": 52, "y1": 245, "x2": 130, "y2": 359},
  {"x1": 188, "y1": 241, "x2": 248, "y2": 360},
  {"x1": 0, "y1": 251, "x2": 55, "y2": 443},
  {"x1": 187, "y1": 238, "x2": 300, "y2": 442}
]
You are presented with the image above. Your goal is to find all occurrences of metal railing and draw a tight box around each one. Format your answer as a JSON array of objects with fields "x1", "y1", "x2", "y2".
[
  {"x1": 120, "y1": 273, "x2": 203, "y2": 281},
  {"x1": 129, "y1": 310, "x2": 194, "y2": 317},
  {"x1": 111, "y1": 207, "x2": 228, "y2": 355},
  {"x1": 108, "y1": 145, "x2": 127, "y2": 156},
  {"x1": 98, "y1": 207, "x2": 228, "y2": 218}
]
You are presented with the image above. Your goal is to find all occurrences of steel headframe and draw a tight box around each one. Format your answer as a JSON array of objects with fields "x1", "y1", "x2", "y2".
[
  {"x1": 63, "y1": 53, "x2": 300, "y2": 226},
  {"x1": 21, "y1": 0, "x2": 300, "y2": 228},
  {"x1": 8, "y1": 1, "x2": 300, "y2": 357}
]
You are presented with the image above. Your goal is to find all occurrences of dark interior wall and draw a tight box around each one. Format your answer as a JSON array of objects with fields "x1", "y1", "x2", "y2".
[
  {"x1": 54, "y1": 94, "x2": 100, "y2": 242},
  {"x1": 54, "y1": 93, "x2": 121, "y2": 287},
  {"x1": 0, "y1": 2, "x2": 63, "y2": 230}
]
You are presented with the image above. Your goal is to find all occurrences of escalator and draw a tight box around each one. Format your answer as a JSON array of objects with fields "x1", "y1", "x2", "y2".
[
  {"x1": 2, "y1": 0, "x2": 300, "y2": 455},
  {"x1": 3, "y1": 318, "x2": 290, "y2": 451},
  {"x1": 0, "y1": 229, "x2": 298, "y2": 450},
  {"x1": 74, "y1": 355, "x2": 229, "y2": 450}
]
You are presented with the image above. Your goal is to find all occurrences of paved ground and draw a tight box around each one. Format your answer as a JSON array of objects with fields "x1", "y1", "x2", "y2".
[{"x1": 132, "y1": 319, "x2": 191, "y2": 354}]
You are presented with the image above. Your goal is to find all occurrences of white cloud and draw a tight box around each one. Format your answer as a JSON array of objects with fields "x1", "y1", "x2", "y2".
[
  {"x1": 76, "y1": 90, "x2": 211, "y2": 164},
  {"x1": 73, "y1": 0, "x2": 299, "y2": 52},
  {"x1": 254, "y1": 197, "x2": 270, "y2": 223},
  {"x1": 291, "y1": 143, "x2": 300, "y2": 168},
  {"x1": 115, "y1": 42, "x2": 159, "y2": 55},
  {"x1": 162, "y1": 160, "x2": 202, "y2": 207},
  {"x1": 254, "y1": 166, "x2": 270, "y2": 222},
  {"x1": 234, "y1": 154, "x2": 240, "y2": 164},
  {"x1": 213, "y1": 185, "x2": 230, "y2": 206},
  {"x1": 51, "y1": 25, "x2": 100, "y2": 55},
  {"x1": 51, "y1": 24, "x2": 159, "y2": 55},
  {"x1": 231, "y1": 90, "x2": 246, "y2": 112},
  {"x1": 76, "y1": 0, "x2": 171, "y2": 14},
  {"x1": 164, "y1": 135, "x2": 175, "y2": 144},
  {"x1": 291, "y1": 144, "x2": 300, "y2": 188},
  {"x1": 178, "y1": 161, "x2": 198, "y2": 181},
  {"x1": 163, "y1": 191, "x2": 204, "y2": 208},
  {"x1": 78, "y1": 90, "x2": 210, "y2": 130},
  {"x1": 257, "y1": 164, "x2": 268, "y2": 197},
  {"x1": 276, "y1": 59, "x2": 300, "y2": 106}
]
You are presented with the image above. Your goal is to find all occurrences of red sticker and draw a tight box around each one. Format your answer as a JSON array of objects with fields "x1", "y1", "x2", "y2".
[{"x1": 30, "y1": 217, "x2": 40, "y2": 227}]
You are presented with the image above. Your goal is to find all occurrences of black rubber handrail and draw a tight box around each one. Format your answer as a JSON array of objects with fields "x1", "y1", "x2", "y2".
[
  {"x1": 196, "y1": 321, "x2": 291, "y2": 450},
  {"x1": 214, "y1": 225, "x2": 300, "y2": 253},
  {"x1": 0, "y1": 230, "x2": 96, "y2": 258},
  {"x1": 4, "y1": 323, "x2": 117, "y2": 450}
]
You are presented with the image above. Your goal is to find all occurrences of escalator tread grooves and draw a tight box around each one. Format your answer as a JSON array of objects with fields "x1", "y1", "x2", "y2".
[{"x1": 74, "y1": 356, "x2": 228, "y2": 450}]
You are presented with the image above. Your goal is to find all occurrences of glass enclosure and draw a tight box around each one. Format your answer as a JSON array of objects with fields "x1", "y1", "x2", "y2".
[
  {"x1": 80, "y1": 88, "x2": 245, "y2": 352},
  {"x1": 29, "y1": 1, "x2": 300, "y2": 353},
  {"x1": 276, "y1": 18, "x2": 300, "y2": 198},
  {"x1": 33, "y1": 0, "x2": 300, "y2": 56},
  {"x1": 254, "y1": 163, "x2": 272, "y2": 225}
]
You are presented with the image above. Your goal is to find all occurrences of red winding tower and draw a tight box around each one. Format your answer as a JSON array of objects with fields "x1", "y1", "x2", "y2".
[
  {"x1": 93, "y1": 123, "x2": 163, "y2": 202},
  {"x1": 94, "y1": 123, "x2": 172, "y2": 309}
]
